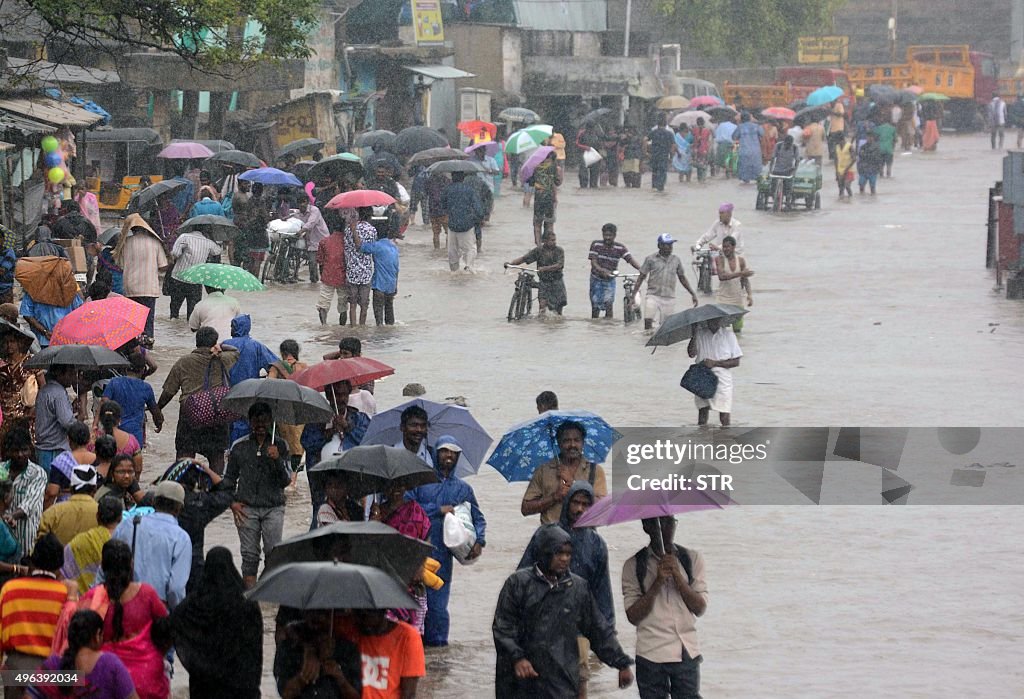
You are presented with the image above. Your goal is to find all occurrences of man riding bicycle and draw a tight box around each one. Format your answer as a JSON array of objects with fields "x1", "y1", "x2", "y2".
[
  {"x1": 693, "y1": 202, "x2": 743, "y2": 253},
  {"x1": 769, "y1": 134, "x2": 800, "y2": 202}
]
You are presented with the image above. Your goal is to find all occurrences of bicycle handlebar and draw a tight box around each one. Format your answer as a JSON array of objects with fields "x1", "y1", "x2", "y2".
[
  {"x1": 612, "y1": 272, "x2": 639, "y2": 278},
  {"x1": 504, "y1": 265, "x2": 538, "y2": 274}
]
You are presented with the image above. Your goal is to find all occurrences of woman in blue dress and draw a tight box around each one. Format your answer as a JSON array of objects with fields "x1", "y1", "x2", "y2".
[
  {"x1": 734, "y1": 111, "x2": 765, "y2": 183},
  {"x1": 672, "y1": 124, "x2": 693, "y2": 182}
]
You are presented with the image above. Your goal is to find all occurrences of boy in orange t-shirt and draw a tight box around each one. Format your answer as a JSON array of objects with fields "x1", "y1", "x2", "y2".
[{"x1": 337, "y1": 610, "x2": 425, "y2": 699}]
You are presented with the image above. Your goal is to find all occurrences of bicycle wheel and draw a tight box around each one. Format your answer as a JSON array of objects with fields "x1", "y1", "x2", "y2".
[
  {"x1": 772, "y1": 180, "x2": 784, "y2": 212},
  {"x1": 261, "y1": 248, "x2": 276, "y2": 283},
  {"x1": 507, "y1": 288, "x2": 521, "y2": 322},
  {"x1": 521, "y1": 284, "x2": 532, "y2": 318},
  {"x1": 288, "y1": 249, "x2": 302, "y2": 281}
]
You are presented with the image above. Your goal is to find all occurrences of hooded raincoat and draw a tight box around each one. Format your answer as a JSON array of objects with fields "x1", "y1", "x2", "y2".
[{"x1": 223, "y1": 314, "x2": 278, "y2": 442}]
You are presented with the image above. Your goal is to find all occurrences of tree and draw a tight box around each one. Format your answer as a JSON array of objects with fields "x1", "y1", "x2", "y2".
[{"x1": 656, "y1": 0, "x2": 846, "y2": 65}]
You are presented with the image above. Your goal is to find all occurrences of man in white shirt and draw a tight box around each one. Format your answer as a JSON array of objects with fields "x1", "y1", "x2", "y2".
[
  {"x1": 188, "y1": 286, "x2": 241, "y2": 340},
  {"x1": 295, "y1": 199, "x2": 329, "y2": 284},
  {"x1": 989, "y1": 92, "x2": 1007, "y2": 150},
  {"x1": 693, "y1": 202, "x2": 743, "y2": 253},
  {"x1": 169, "y1": 232, "x2": 222, "y2": 321},
  {"x1": 686, "y1": 317, "x2": 742, "y2": 426}
]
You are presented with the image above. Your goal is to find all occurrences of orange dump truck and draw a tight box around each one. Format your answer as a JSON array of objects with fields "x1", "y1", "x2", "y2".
[{"x1": 723, "y1": 68, "x2": 853, "y2": 110}]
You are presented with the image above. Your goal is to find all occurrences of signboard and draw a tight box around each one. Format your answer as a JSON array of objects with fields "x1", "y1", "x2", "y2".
[
  {"x1": 412, "y1": 0, "x2": 444, "y2": 46},
  {"x1": 798, "y1": 36, "x2": 849, "y2": 64}
]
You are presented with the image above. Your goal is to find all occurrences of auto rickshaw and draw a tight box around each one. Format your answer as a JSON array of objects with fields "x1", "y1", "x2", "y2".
[{"x1": 82, "y1": 128, "x2": 164, "y2": 211}]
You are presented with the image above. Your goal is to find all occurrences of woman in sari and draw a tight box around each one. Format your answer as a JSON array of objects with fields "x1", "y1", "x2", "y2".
[
  {"x1": 93, "y1": 402, "x2": 142, "y2": 478},
  {"x1": 672, "y1": 124, "x2": 693, "y2": 182},
  {"x1": 150, "y1": 194, "x2": 181, "y2": 254},
  {"x1": 690, "y1": 117, "x2": 713, "y2": 182},
  {"x1": 0, "y1": 327, "x2": 40, "y2": 444},
  {"x1": 370, "y1": 481, "x2": 431, "y2": 633},
  {"x1": 266, "y1": 339, "x2": 308, "y2": 486},
  {"x1": 734, "y1": 112, "x2": 765, "y2": 183},
  {"x1": 761, "y1": 119, "x2": 779, "y2": 164},
  {"x1": 921, "y1": 100, "x2": 941, "y2": 151}
]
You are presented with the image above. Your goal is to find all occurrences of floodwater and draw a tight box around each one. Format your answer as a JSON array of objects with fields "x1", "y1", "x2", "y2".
[{"x1": 129, "y1": 132, "x2": 1024, "y2": 698}]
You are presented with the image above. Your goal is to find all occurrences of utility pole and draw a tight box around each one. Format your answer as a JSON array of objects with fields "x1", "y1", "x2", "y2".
[
  {"x1": 888, "y1": 0, "x2": 898, "y2": 63},
  {"x1": 621, "y1": 0, "x2": 633, "y2": 125}
]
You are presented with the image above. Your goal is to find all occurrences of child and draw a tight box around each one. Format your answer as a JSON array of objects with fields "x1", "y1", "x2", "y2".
[{"x1": 314, "y1": 212, "x2": 347, "y2": 326}]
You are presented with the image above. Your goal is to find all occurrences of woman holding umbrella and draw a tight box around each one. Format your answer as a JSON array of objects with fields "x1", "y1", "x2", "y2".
[
  {"x1": 369, "y1": 481, "x2": 431, "y2": 633},
  {"x1": 0, "y1": 322, "x2": 41, "y2": 444}
]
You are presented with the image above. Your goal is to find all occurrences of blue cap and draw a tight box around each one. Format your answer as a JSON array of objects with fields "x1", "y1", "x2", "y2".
[{"x1": 658, "y1": 233, "x2": 676, "y2": 245}]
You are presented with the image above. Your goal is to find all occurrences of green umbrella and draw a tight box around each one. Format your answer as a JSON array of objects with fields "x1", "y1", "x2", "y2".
[
  {"x1": 505, "y1": 129, "x2": 544, "y2": 155},
  {"x1": 918, "y1": 92, "x2": 950, "y2": 101},
  {"x1": 180, "y1": 263, "x2": 265, "y2": 292}
]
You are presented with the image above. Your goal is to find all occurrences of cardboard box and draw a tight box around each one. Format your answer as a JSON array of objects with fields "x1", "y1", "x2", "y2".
[{"x1": 54, "y1": 240, "x2": 88, "y2": 273}]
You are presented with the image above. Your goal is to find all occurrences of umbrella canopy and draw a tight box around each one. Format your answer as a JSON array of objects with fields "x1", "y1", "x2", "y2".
[
  {"x1": 522, "y1": 124, "x2": 553, "y2": 140},
  {"x1": 179, "y1": 263, "x2": 265, "y2": 292},
  {"x1": 919, "y1": 92, "x2": 950, "y2": 101},
  {"x1": 186, "y1": 139, "x2": 235, "y2": 153},
  {"x1": 49, "y1": 297, "x2": 149, "y2": 350},
  {"x1": 246, "y1": 561, "x2": 418, "y2": 610},
  {"x1": 126, "y1": 179, "x2": 187, "y2": 213},
  {"x1": 205, "y1": 149, "x2": 261, "y2": 169},
  {"x1": 291, "y1": 161, "x2": 316, "y2": 180},
  {"x1": 292, "y1": 357, "x2": 395, "y2": 392},
  {"x1": 265, "y1": 521, "x2": 432, "y2": 584},
  {"x1": 222, "y1": 378, "x2": 334, "y2": 425},
  {"x1": 276, "y1": 138, "x2": 324, "y2": 159},
  {"x1": 707, "y1": 105, "x2": 738, "y2": 122},
  {"x1": 157, "y1": 141, "x2": 213, "y2": 159},
  {"x1": 905, "y1": 85, "x2": 924, "y2": 96},
  {"x1": 519, "y1": 146, "x2": 556, "y2": 182},
  {"x1": 671, "y1": 110, "x2": 711, "y2": 128},
  {"x1": 580, "y1": 107, "x2": 612, "y2": 125},
  {"x1": 497, "y1": 107, "x2": 540, "y2": 124},
  {"x1": 98, "y1": 226, "x2": 119, "y2": 246},
  {"x1": 363, "y1": 151, "x2": 403, "y2": 176},
  {"x1": 465, "y1": 141, "x2": 499, "y2": 157},
  {"x1": 308, "y1": 153, "x2": 364, "y2": 183},
  {"x1": 309, "y1": 445, "x2": 439, "y2": 499},
  {"x1": 457, "y1": 120, "x2": 497, "y2": 139},
  {"x1": 487, "y1": 410, "x2": 620, "y2": 483},
  {"x1": 407, "y1": 147, "x2": 467, "y2": 167},
  {"x1": 645, "y1": 304, "x2": 748, "y2": 348},
  {"x1": 238, "y1": 167, "x2": 303, "y2": 187},
  {"x1": 574, "y1": 486, "x2": 732, "y2": 528},
  {"x1": 325, "y1": 189, "x2": 396, "y2": 210},
  {"x1": 689, "y1": 95, "x2": 724, "y2": 109},
  {"x1": 762, "y1": 107, "x2": 796, "y2": 121},
  {"x1": 656, "y1": 95, "x2": 691, "y2": 110},
  {"x1": 353, "y1": 130, "x2": 397, "y2": 151},
  {"x1": 26, "y1": 344, "x2": 129, "y2": 369},
  {"x1": 806, "y1": 85, "x2": 844, "y2": 106},
  {"x1": 793, "y1": 105, "x2": 830, "y2": 126},
  {"x1": 867, "y1": 84, "x2": 899, "y2": 105},
  {"x1": 897, "y1": 90, "x2": 919, "y2": 105},
  {"x1": 361, "y1": 398, "x2": 493, "y2": 477},
  {"x1": 176, "y1": 214, "x2": 239, "y2": 243},
  {"x1": 0, "y1": 318, "x2": 37, "y2": 345},
  {"x1": 428, "y1": 160, "x2": 487, "y2": 176},
  {"x1": 393, "y1": 126, "x2": 450, "y2": 157},
  {"x1": 504, "y1": 130, "x2": 544, "y2": 155}
]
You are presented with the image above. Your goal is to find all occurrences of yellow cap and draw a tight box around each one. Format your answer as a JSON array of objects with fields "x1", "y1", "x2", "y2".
[{"x1": 855, "y1": 88, "x2": 865, "y2": 97}]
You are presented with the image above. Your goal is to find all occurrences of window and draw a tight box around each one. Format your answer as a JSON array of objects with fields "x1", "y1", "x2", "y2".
[{"x1": 981, "y1": 58, "x2": 997, "y2": 78}]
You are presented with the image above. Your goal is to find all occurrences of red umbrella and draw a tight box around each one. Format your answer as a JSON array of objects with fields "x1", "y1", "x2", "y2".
[
  {"x1": 293, "y1": 358, "x2": 395, "y2": 392},
  {"x1": 762, "y1": 107, "x2": 796, "y2": 121},
  {"x1": 457, "y1": 120, "x2": 497, "y2": 139},
  {"x1": 49, "y1": 297, "x2": 150, "y2": 350},
  {"x1": 325, "y1": 190, "x2": 397, "y2": 210},
  {"x1": 689, "y1": 95, "x2": 724, "y2": 109}
]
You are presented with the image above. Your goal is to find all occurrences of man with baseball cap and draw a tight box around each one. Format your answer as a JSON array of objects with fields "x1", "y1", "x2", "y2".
[
  {"x1": 634, "y1": 234, "x2": 698, "y2": 330},
  {"x1": 35, "y1": 464, "x2": 99, "y2": 546},
  {"x1": 693, "y1": 202, "x2": 743, "y2": 253}
]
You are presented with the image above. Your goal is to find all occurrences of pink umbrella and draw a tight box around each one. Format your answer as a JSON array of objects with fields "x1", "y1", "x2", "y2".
[
  {"x1": 762, "y1": 107, "x2": 796, "y2": 121},
  {"x1": 518, "y1": 146, "x2": 556, "y2": 182},
  {"x1": 325, "y1": 189, "x2": 396, "y2": 209},
  {"x1": 574, "y1": 483, "x2": 733, "y2": 528},
  {"x1": 157, "y1": 142, "x2": 214, "y2": 159},
  {"x1": 689, "y1": 95, "x2": 724, "y2": 109},
  {"x1": 465, "y1": 141, "x2": 499, "y2": 157}
]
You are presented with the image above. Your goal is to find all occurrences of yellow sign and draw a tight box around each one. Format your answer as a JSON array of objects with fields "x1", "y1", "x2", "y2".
[
  {"x1": 798, "y1": 36, "x2": 849, "y2": 64},
  {"x1": 412, "y1": 0, "x2": 444, "y2": 46}
]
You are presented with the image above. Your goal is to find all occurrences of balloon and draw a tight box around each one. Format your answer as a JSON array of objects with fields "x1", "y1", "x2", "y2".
[
  {"x1": 44, "y1": 152, "x2": 63, "y2": 168},
  {"x1": 41, "y1": 136, "x2": 60, "y2": 153},
  {"x1": 47, "y1": 167, "x2": 65, "y2": 184}
]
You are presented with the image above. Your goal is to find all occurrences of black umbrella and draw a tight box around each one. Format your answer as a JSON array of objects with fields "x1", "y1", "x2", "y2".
[
  {"x1": 176, "y1": 214, "x2": 239, "y2": 243},
  {"x1": 265, "y1": 521, "x2": 432, "y2": 584},
  {"x1": 352, "y1": 130, "x2": 397, "y2": 151},
  {"x1": 308, "y1": 154, "x2": 365, "y2": 183},
  {"x1": 498, "y1": 107, "x2": 540, "y2": 124},
  {"x1": 127, "y1": 179, "x2": 187, "y2": 213},
  {"x1": 580, "y1": 107, "x2": 612, "y2": 125},
  {"x1": 276, "y1": 138, "x2": 324, "y2": 159},
  {"x1": 221, "y1": 378, "x2": 334, "y2": 425},
  {"x1": 99, "y1": 226, "x2": 120, "y2": 246},
  {"x1": 645, "y1": 304, "x2": 748, "y2": 348},
  {"x1": 897, "y1": 90, "x2": 918, "y2": 105},
  {"x1": 407, "y1": 147, "x2": 467, "y2": 167},
  {"x1": 426, "y1": 159, "x2": 487, "y2": 175},
  {"x1": 246, "y1": 561, "x2": 418, "y2": 610},
  {"x1": 0, "y1": 319, "x2": 36, "y2": 344},
  {"x1": 363, "y1": 152, "x2": 403, "y2": 176},
  {"x1": 309, "y1": 445, "x2": 438, "y2": 499},
  {"x1": 291, "y1": 161, "x2": 316, "y2": 180},
  {"x1": 392, "y1": 126, "x2": 449, "y2": 157},
  {"x1": 793, "y1": 105, "x2": 830, "y2": 126},
  {"x1": 707, "y1": 106, "x2": 739, "y2": 123},
  {"x1": 26, "y1": 344, "x2": 130, "y2": 369},
  {"x1": 867, "y1": 84, "x2": 898, "y2": 106},
  {"x1": 205, "y1": 149, "x2": 262, "y2": 169}
]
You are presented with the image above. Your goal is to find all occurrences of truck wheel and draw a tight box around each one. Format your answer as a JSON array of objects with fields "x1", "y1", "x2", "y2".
[{"x1": 814, "y1": 192, "x2": 821, "y2": 209}]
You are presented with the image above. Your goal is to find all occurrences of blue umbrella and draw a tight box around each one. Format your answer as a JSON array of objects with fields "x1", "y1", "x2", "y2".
[
  {"x1": 361, "y1": 399, "x2": 493, "y2": 477},
  {"x1": 238, "y1": 167, "x2": 303, "y2": 187},
  {"x1": 487, "y1": 410, "x2": 621, "y2": 483},
  {"x1": 806, "y1": 85, "x2": 844, "y2": 107}
]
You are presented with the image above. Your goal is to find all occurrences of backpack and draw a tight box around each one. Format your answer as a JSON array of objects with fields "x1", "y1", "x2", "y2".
[{"x1": 635, "y1": 544, "x2": 693, "y2": 594}]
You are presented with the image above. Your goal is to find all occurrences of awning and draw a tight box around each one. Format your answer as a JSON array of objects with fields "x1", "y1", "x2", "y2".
[
  {"x1": 0, "y1": 111, "x2": 53, "y2": 137},
  {"x1": 404, "y1": 65, "x2": 476, "y2": 80},
  {"x1": 0, "y1": 141, "x2": 16, "y2": 152},
  {"x1": 0, "y1": 97, "x2": 105, "y2": 128},
  {"x1": 7, "y1": 57, "x2": 120, "y2": 86}
]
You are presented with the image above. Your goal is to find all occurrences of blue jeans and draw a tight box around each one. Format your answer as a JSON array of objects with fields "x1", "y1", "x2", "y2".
[
  {"x1": 858, "y1": 172, "x2": 878, "y2": 191},
  {"x1": 423, "y1": 545, "x2": 453, "y2": 646},
  {"x1": 636, "y1": 653, "x2": 702, "y2": 699},
  {"x1": 35, "y1": 448, "x2": 60, "y2": 476},
  {"x1": 589, "y1": 276, "x2": 616, "y2": 311},
  {"x1": 651, "y1": 160, "x2": 668, "y2": 191}
]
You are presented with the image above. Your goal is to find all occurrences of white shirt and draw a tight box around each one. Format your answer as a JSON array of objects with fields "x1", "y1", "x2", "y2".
[
  {"x1": 787, "y1": 125, "x2": 804, "y2": 157},
  {"x1": 693, "y1": 324, "x2": 742, "y2": 362},
  {"x1": 346, "y1": 389, "x2": 377, "y2": 417},
  {"x1": 188, "y1": 291, "x2": 241, "y2": 340},
  {"x1": 891, "y1": 105, "x2": 902, "y2": 125},
  {"x1": 990, "y1": 98, "x2": 1007, "y2": 126},
  {"x1": 694, "y1": 218, "x2": 744, "y2": 254},
  {"x1": 171, "y1": 232, "x2": 222, "y2": 280}
]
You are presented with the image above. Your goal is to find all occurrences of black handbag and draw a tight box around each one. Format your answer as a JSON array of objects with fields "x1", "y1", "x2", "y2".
[{"x1": 680, "y1": 363, "x2": 719, "y2": 399}]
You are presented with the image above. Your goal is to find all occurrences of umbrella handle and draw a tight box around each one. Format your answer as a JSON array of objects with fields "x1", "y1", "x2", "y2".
[
  {"x1": 272, "y1": 421, "x2": 276, "y2": 442},
  {"x1": 654, "y1": 518, "x2": 666, "y2": 556}
]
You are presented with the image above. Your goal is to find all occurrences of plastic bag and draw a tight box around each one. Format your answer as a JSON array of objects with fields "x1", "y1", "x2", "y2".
[{"x1": 442, "y1": 502, "x2": 477, "y2": 565}]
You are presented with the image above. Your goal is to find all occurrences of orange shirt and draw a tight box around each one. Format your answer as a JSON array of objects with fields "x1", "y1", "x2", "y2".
[
  {"x1": 337, "y1": 618, "x2": 425, "y2": 699},
  {"x1": 0, "y1": 575, "x2": 68, "y2": 656}
]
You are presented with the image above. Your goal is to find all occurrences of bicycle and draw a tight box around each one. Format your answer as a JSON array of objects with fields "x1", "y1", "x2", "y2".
[
  {"x1": 616, "y1": 272, "x2": 642, "y2": 324},
  {"x1": 262, "y1": 226, "x2": 304, "y2": 284},
  {"x1": 505, "y1": 265, "x2": 538, "y2": 322},
  {"x1": 691, "y1": 248, "x2": 715, "y2": 295}
]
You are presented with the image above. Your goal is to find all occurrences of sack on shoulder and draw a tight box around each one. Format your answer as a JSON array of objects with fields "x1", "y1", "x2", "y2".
[
  {"x1": 19, "y1": 372, "x2": 38, "y2": 408},
  {"x1": 680, "y1": 363, "x2": 719, "y2": 399}
]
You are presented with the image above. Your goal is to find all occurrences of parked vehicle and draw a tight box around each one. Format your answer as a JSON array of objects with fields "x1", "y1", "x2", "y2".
[
  {"x1": 723, "y1": 68, "x2": 854, "y2": 110},
  {"x1": 82, "y1": 128, "x2": 164, "y2": 211}
]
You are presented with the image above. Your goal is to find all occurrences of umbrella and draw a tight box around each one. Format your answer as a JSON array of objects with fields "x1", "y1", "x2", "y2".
[
  {"x1": 98, "y1": 226, "x2": 119, "y2": 246},
  {"x1": 905, "y1": 85, "x2": 924, "y2": 96},
  {"x1": 522, "y1": 124, "x2": 553, "y2": 140},
  {"x1": 363, "y1": 151, "x2": 403, "y2": 176},
  {"x1": 265, "y1": 521, "x2": 432, "y2": 584},
  {"x1": 645, "y1": 304, "x2": 748, "y2": 348},
  {"x1": 0, "y1": 319, "x2": 36, "y2": 345},
  {"x1": 309, "y1": 445, "x2": 439, "y2": 499},
  {"x1": 897, "y1": 90, "x2": 919, "y2": 105},
  {"x1": 689, "y1": 95, "x2": 724, "y2": 109},
  {"x1": 574, "y1": 485, "x2": 732, "y2": 529},
  {"x1": 157, "y1": 141, "x2": 213, "y2": 159},
  {"x1": 308, "y1": 153, "x2": 364, "y2": 183},
  {"x1": 762, "y1": 107, "x2": 796, "y2": 121},
  {"x1": 919, "y1": 92, "x2": 950, "y2": 101},
  {"x1": 26, "y1": 344, "x2": 129, "y2": 369},
  {"x1": 352, "y1": 129, "x2": 397, "y2": 151},
  {"x1": 292, "y1": 357, "x2": 395, "y2": 392},
  {"x1": 867, "y1": 84, "x2": 899, "y2": 105},
  {"x1": 806, "y1": 85, "x2": 844, "y2": 106},
  {"x1": 519, "y1": 146, "x2": 556, "y2": 182},
  {"x1": 325, "y1": 189, "x2": 396, "y2": 210},
  {"x1": 707, "y1": 105, "x2": 738, "y2": 122},
  {"x1": 465, "y1": 141, "x2": 499, "y2": 157},
  {"x1": 49, "y1": 297, "x2": 149, "y2": 350},
  {"x1": 222, "y1": 378, "x2": 334, "y2": 425},
  {"x1": 487, "y1": 410, "x2": 620, "y2": 483},
  {"x1": 407, "y1": 147, "x2": 467, "y2": 167},
  {"x1": 497, "y1": 107, "x2": 540, "y2": 124},
  {"x1": 246, "y1": 561, "x2": 418, "y2": 610},
  {"x1": 580, "y1": 107, "x2": 612, "y2": 125},
  {"x1": 427, "y1": 160, "x2": 488, "y2": 176},
  {"x1": 205, "y1": 149, "x2": 262, "y2": 169},
  {"x1": 291, "y1": 161, "x2": 316, "y2": 180},
  {"x1": 185, "y1": 139, "x2": 235, "y2": 153},
  {"x1": 393, "y1": 126, "x2": 449, "y2": 157},
  {"x1": 361, "y1": 398, "x2": 493, "y2": 477},
  {"x1": 504, "y1": 130, "x2": 544, "y2": 155},
  {"x1": 238, "y1": 167, "x2": 303, "y2": 187},
  {"x1": 793, "y1": 105, "x2": 830, "y2": 126},
  {"x1": 457, "y1": 120, "x2": 497, "y2": 139},
  {"x1": 179, "y1": 263, "x2": 265, "y2": 292},
  {"x1": 176, "y1": 214, "x2": 239, "y2": 242},
  {"x1": 671, "y1": 110, "x2": 711, "y2": 128},
  {"x1": 126, "y1": 179, "x2": 187, "y2": 213},
  {"x1": 656, "y1": 95, "x2": 691, "y2": 110},
  {"x1": 276, "y1": 138, "x2": 324, "y2": 159}
]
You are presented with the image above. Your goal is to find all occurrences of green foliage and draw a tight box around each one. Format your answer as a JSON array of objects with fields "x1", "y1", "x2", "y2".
[{"x1": 656, "y1": 0, "x2": 846, "y2": 65}]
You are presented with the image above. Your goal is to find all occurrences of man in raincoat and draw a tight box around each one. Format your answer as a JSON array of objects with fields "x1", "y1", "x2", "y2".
[
  {"x1": 223, "y1": 314, "x2": 278, "y2": 442},
  {"x1": 493, "y1": 526, "x2": 633, "y2": 698},
  {"x1": 410, "y1": 435, "x2": 486, "y2": 647}
]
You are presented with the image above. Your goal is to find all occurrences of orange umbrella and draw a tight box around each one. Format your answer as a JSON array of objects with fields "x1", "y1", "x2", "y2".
[{"x1": 457, "y1": 120, "x2": 497, "y2": 139}]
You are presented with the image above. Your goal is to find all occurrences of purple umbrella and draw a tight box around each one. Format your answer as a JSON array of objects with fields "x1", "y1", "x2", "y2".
[
  {"x1": 157, "y1": 141, "x2": 214, "y2": 159},
  {"x1": 573, "y1": 484, "x2": 733, "y2": 528},
  {"x1": 518, "y1": 146, "x2": 556, "y2": 182},
  {"x1": 465, "y1": 141, "x2": 499, "y2": 157}
]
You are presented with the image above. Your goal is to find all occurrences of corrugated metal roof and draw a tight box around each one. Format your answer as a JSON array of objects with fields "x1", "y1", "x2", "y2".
[
  {"x1": 6, "y1": 57, "x2": 120, "y2": 86},
  {"x1": 0, "y1": 141, "x2": 16, "y2": 151},
  {"x1": 0, "y1": 97, "x2": 105, "y2": 128},
  {"x1": 0, "y1": 110, "x2": 53, "y2": 136},
  {"x1": 404, "y1": 65, "x2": 476, "y2": 79},
  {"x1": 514, "y1": 0, "x2": 607, "y2": 31}
]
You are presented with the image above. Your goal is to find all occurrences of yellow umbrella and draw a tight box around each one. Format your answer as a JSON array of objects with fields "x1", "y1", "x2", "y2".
[{"x1": 656, "y1": 95, "x2": 691, "y2": 110}]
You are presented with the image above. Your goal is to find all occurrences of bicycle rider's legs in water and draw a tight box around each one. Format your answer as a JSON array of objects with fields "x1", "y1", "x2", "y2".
[{"x1": 588, "y1": 223, "x2": 641, "y2": 318}]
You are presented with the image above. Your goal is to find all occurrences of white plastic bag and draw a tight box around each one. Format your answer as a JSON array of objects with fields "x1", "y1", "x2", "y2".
[
  {"x1": 443, "y1": 502, "x2": 477, "y2": 565},
  {"x1": 582, "y1": 148, "x2": 604, "y2": 167}
]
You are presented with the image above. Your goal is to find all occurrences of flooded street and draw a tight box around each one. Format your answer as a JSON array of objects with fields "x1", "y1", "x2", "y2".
[{"x1": 133, "y1": 133, "x2": 1024, "y2": 697}]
